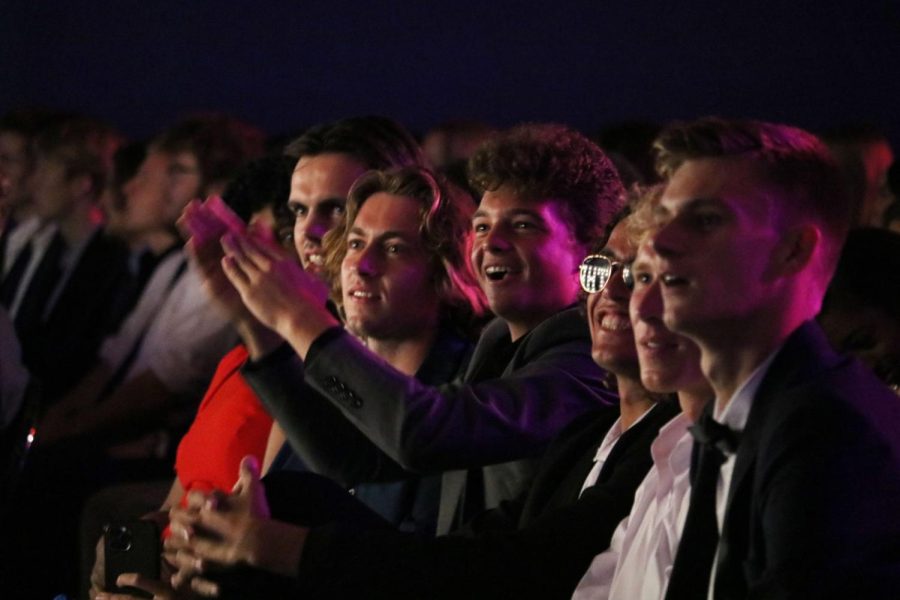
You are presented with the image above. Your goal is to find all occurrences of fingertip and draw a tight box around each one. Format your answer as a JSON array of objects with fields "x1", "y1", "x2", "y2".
[{"x1": 241, "y1": 454, "x2": 260, "y2": 477}]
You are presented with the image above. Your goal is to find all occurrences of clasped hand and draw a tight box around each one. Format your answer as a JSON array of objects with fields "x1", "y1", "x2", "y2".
[{"x1": 165, "y1": 457, "x2": 272, "y2": 597}]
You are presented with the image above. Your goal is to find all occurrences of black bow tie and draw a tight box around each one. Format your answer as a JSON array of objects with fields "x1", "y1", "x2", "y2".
[{"x1": 688, "y1": 411, "x2": 741, "y2": 455}]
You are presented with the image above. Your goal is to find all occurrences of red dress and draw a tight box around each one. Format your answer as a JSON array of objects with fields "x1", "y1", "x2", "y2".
[{"x1": 173, "y1": 344, "x2": 273, "y2": 500}]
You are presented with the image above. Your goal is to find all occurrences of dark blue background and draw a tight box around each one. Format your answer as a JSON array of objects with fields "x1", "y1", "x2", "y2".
[{"x1": 2, "y1": 1, "x2": 897, "y2": 143}]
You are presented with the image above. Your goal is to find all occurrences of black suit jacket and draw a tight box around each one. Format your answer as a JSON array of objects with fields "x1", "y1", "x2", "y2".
[
  {"x1": 287, "y1": 400, "x2": 680, "y2": 599},
  {"x1": 246, "y1": 307, "x2": 617, "y2": 535},
  {"x1": 711, "y1": 321, "x2": 900, "y2": 598},
  {"x1": 20, "y1": 229, "x2": 130, "y2": 399}
]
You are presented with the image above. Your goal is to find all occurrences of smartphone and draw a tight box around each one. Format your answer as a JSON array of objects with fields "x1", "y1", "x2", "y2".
[{"x1": 103, "y1": 519, "x2": 161, "y2": 598}]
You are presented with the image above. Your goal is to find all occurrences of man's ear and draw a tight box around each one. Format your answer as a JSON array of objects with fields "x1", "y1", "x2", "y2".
[{"x1": 774, "y1": 224, "x2": 820, "y2": 276}]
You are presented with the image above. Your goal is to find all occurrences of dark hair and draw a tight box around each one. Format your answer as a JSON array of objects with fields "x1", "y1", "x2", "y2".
[
  {"x1": 284, "y1": 116, "x2": 426, "y2": 171},
  {"x1": 221, "y1": 154, "x2": 295, "y2": 222},
  {"x1": 33, "y1": 115, "x2": 122, "y2": 200},
  {"x1": 154, "y1": 113, "x2": 265, "y2": 192},
  {"x1": 468, "y1": 123, "x2": 625, "y2": 248},
  {"x1": 323, "y1": 165, "x2": 488, "y2": 328},
  {"x1": 654, "y1": 117, "x2": 852, "y2": 276}
]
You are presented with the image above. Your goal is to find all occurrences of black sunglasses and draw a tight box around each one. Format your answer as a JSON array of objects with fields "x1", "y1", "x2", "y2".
[{"x1": 579, "y1": 254, "x2": 634, "y2": 294}]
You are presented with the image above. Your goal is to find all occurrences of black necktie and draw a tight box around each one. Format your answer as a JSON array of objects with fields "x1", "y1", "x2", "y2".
[
  {"x1": 12, "y1": 232, "x2": 66, "y2": 336},
  {"x1": 0, "y1": 239, "x2": 34, "y2": 308},
  {"x1": 664, "y1": 411, "x2": 738, "y2": 600}
]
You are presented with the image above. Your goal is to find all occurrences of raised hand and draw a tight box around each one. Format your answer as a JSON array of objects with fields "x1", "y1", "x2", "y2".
[
  {"x1": 179, "y1": 197, "x2": 250, "y2": 323},
  {"x1": 220, "y1": 227, "x2": 338, "y2": 358}
]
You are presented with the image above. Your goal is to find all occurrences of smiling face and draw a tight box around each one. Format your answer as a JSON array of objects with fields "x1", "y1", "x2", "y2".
[
  {"x1": 471, "y1": 186, "x2": 585, "y2": 340},
  {"x1": 630, "y1": 241, "x2": 705, "y2": 394},
  {"x1": 585, "y1": 221, "x2": 639, "y2": 378},
  {"x1": 340, "y1": 192, "x2": 440, "y2": 340},
  {"x1": 650, "y1": 157, "x2": 785, "y2": 342},
  {"x1": 289, "y1": 153, "x2": 368, "y2": 280}
]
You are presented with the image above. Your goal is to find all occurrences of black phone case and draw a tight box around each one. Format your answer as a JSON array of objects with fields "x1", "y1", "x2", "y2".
[{"x1": 104, "y1": 519, "x2": 161, "y2": 598}]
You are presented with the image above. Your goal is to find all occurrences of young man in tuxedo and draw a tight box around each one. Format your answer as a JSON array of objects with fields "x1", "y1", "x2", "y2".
[{"x1": 650, "y1": 117, "x2": 900, "y2": 598}]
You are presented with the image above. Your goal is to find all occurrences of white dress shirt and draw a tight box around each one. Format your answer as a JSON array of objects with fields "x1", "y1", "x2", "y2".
[
  {"x1": 100, "y1": 252, "x2": 236, "y2": 397},
  {"x1": 572, "y1": 412, "x2": 694, "y2": 600}
]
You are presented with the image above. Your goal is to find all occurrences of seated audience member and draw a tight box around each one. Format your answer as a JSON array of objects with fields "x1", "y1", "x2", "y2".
[
  {"x1": 0, "y1": 109, "x2": 68, "y2": 314},
  {"x1": 228, "y1": 123, "x2": 624, "y2": 533},
  {"x1": 573, "y1": 199, "x2": 712, "y2": 599},
  {"x1": 4, "y1": 114, "x2": 264, "y2": 599},
  {"x1": 15, "y1": 115, "x2": 131, "y2": 400},
  {"x1": 151, "y1": 204, "x2": 710, "y2": 599},
  {"x1": 98, "y1": 141, "x2": 160, "y2": 327},
  {"x1": 647, "y1": 117, "x2": 900, "y2": 598},
  {"x1": 818, "y1": 227, "x2": 900, "y2": 391},
  {"x1": 85, "y1": 154, "x2": 295, "y2": 598}
]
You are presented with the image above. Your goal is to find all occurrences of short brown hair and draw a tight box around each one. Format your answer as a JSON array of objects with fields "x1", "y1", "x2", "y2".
[
  {"x1": 654, "y1": 117, "x2": 851, "y2": 274},
  {"x1": 154, "y1": 113, "x2": 265, "y2": 192},
  {"x1": 284, "y1": 116, "x2": 426, "y2": 170},
  {"x1": 33, "y1": 115, "x2": 122, "y2": 200},
  {"x1": 468, "y1": 123, "x2": 625, "y2": 248},
  {"x1": 323, "y1": 165, "x2": 488, "y2": 329}
]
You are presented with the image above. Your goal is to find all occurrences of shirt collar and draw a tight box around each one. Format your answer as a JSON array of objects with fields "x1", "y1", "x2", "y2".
[{"x1": 714, "y1": 344, "x2": 782, "y2": 433}]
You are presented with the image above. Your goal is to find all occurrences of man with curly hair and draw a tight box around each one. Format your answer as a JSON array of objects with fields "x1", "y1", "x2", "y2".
[{"x1": 208, "y1": 122, "x2": 626, "y2": 535}]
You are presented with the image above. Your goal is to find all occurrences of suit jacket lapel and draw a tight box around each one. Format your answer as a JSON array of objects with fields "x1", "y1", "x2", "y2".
[{"x1": 715, "y1": 321, "x2": 842, "y2": 596}]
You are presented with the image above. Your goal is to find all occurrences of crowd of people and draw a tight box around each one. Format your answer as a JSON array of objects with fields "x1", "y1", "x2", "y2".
[{"x1": 0, "y1": 108, "x2": 898, "y2": 599}]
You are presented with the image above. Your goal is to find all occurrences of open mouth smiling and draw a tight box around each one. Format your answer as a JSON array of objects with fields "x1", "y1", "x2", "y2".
[{"x1": 484, "y1": 265, "x2": 519, "y2": 281}]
